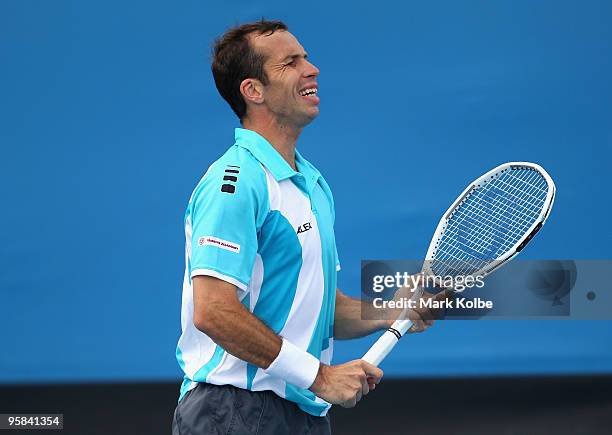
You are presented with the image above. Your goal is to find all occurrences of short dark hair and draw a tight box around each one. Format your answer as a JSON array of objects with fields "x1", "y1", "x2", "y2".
[{"x1": 211, "y1": 20, "x2": 288, "y2": 121}]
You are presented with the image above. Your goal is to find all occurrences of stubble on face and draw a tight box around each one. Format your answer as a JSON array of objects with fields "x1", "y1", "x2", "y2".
[{"x1": 248, "y1": 31, "x2": 320, "y2": 129}]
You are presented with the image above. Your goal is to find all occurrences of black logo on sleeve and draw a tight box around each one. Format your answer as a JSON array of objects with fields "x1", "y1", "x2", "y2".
[
  {"x1": 221, "y1": 165, "x2": 240, "y2": 194},
  {"x1": 297, "y1": 222, "x2": 312, "y2": 234}
]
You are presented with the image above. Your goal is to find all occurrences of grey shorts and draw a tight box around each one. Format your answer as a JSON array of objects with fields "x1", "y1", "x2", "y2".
[{"x1": 172, "y1": 382, "x2": 331, "y2": 435}]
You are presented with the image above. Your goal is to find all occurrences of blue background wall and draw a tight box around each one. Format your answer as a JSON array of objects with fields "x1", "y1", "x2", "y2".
[{"x1": 1, "y1": 0, "x2": 611, "y2": 383}]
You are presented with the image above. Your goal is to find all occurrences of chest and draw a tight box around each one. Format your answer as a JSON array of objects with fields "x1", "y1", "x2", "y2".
[{"x1": 260, "y1": 177, "x2": 334, "y2": 263}]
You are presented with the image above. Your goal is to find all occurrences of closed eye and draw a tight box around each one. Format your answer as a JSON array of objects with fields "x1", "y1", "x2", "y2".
[{"x1": 283, "y1": 53, "x2": 307, "y2": 67}]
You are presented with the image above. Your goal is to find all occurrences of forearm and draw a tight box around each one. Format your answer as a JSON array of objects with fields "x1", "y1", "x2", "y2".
[
  {"x1": 193, "y1": 276, "x2": 321, "y2": 389},
  {"x1": 199, "y1": 299, "x2": 281, "y2": 369},
  {"x1": 201, "y1": 299, "x2": 323, "y2": 389},
  {"x1": 334, "y1": 289, "x2": 393, "y2": 339}
]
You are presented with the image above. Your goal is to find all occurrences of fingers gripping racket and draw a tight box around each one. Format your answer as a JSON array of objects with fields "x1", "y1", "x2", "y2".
[{"x1": 362, "y1": 162, "x2": 556, "y2": 366}]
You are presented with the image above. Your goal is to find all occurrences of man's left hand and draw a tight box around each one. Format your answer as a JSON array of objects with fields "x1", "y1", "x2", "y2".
[{"x1": 388, "y1": 274, "x2": 454, "y2": 333}]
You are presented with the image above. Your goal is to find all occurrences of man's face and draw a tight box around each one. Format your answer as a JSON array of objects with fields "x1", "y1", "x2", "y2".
[{"x1": 250, "y1": 31, "x2": 320, "y2": 128}]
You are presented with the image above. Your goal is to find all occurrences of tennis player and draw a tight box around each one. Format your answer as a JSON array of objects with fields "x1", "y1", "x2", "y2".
[{"x1": 172, "y1": 20, "x2": 434, "y2": 434}]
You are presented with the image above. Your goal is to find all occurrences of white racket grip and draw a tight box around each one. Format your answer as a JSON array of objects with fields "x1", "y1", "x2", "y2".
[{"x1": 362, "y1": 318, "x2": 413, "y2": 366}]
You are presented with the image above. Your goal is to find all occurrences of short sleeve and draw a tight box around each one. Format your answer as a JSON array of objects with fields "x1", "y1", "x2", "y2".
[
  {"x1": 334, "y1": 242, "x2": 341, "y2": 272},
  {"x1": 188, "y1": 161, "x2": 267, "y2": 291}
]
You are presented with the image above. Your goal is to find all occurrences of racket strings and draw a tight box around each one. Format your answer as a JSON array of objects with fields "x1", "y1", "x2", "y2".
[
  {"x1": 440, "y1": 171, "x2": 543, "y2": 257},
  {"x1": 491, "y1": 176, "x2": 547, "y2": 219},
  {"x1": 440, "y1": 170, "x2": 546, "y2": 266},
  {"x1": 435, "y1": 169, "x2": 547, "y2": 274},
  {"x1": 446, "y1": 171, "x2": 545, "y2": 249},
  {"x1": 446, "y1": 191, "x2": 531, "y2": 248},
  {"x1": 431, "y1": 168, "x2": 548, "y2": 277}
]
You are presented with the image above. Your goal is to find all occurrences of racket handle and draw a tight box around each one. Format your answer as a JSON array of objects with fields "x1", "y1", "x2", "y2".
[{"x1": 362, "y1": 318, "x2": 413, "y2": 366}]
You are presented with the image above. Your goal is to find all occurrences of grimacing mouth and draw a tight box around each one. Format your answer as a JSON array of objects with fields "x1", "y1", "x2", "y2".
[{"x1": 298, "y1": 88, "x2": 318, "y2": 97}]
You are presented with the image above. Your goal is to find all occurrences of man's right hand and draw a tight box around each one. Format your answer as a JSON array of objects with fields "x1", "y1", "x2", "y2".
[{"x1": 309, "y1": 360, "x2": 383, "y2": 408}]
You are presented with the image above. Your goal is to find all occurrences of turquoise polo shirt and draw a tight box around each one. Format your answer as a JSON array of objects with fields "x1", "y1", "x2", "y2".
[{"x1": 176, "y1": 128, "x2": 340, "y2": 416}]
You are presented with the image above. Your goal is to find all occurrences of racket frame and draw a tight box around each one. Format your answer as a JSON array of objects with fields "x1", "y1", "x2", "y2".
[
  {"x1": 362, "y1": 162, "x2": 556, "y2": 366},
  {"x1": 423, "y1": 162, "x2": 556, "y2": 278}
]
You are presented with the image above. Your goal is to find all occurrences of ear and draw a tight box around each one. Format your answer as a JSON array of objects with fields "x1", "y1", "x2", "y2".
[{"x1": 240, "y1": 78, "x2": 264, "y2": 105}]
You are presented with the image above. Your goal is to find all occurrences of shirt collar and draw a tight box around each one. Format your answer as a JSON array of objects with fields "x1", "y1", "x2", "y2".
[
  {"x1": 234, "y1": 128, "x2": 321, "y2": 190},
  {"x1": 235, "y1": 128, "x2": 296, "y2": 181},
  {"x1": 295, "y1": 148, "x2": 322, "y2": 194}
]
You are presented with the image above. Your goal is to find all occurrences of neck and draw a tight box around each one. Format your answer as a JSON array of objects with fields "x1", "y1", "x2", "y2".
[{"x1": 242, "y1": 117, "x2": 302, "y2": 171}]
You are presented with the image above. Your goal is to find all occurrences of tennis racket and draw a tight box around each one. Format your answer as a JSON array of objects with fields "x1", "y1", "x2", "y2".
[{"x1": 362, "y1": 162, "x2": 556, "y2": 366}]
